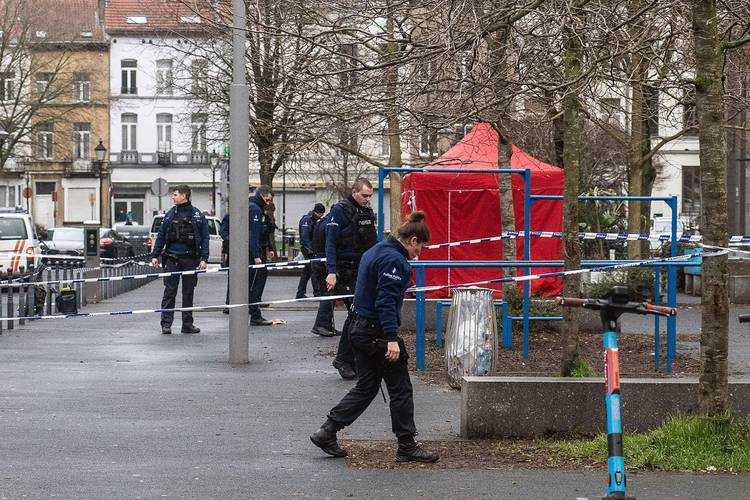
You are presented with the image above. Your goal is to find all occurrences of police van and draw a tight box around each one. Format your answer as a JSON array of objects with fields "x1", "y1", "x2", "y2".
[
  {"x1": 148, "y1": 213, "x2": 223, "y2": 263},
  {"x1": 0, "y1": 208, "x2": 41, "y2": 275}
]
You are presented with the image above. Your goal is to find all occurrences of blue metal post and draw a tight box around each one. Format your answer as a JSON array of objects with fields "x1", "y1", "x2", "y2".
[
  {"x1": 416, "y1": 267, "x2": 426, "y2": 371},
  {"x1": 667, "y1": 195, "x2": 678, "y2": 373},
  {"x1": 522, "y1": 169, "x2": 531, "y2": 359},
  {"x1": 436, "y1": 302, "x2": 444, "y2": 346},
  {"x1": 377, "y1": 168, "x2": 387, "y2": 241},
  {"x1": 603, "y1": 329, "x2": 628, "y2": 499},
  {"x1": 654, "y1": 266, "x2": 661, "y2": 371},
  {"x1": 501, "y1": 301, "x2": 511, "y2": 348}
]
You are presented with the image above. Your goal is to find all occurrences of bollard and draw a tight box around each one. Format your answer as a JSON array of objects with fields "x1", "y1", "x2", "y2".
[{"x1": 6, "y1": 278, "x2": 14, "y2": 330}]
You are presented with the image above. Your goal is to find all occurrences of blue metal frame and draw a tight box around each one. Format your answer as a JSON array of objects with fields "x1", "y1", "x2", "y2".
[{"x1": 378, "y1": 167, "x2": 682, "y2": 373}]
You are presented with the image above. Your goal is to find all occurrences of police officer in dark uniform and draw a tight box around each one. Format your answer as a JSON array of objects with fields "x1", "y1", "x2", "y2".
[
  {"x1": 150, "y1": 185, "x2": 209, "y2": 335},
  {"x1": 321, "y1": 178, "x2": 378, "y2": 379},
  {"x1": 248, "y1": 185, "x2": 274, "y2": 325},
  {"x1": 295, "y1": 203, "x2": 325, "y2": 299},
  {"x1": 310, "y1": 211, "x2": 439, "y2": 464}
]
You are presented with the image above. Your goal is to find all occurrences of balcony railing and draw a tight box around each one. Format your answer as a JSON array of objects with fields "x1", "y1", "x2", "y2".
[
  {"x1": 120, "y1": 151, "x2": 139, "y2": 164},
  {"x1": 2, "y1": 158, "x2": 26, "y2": 172},
  {"x1": 69, "y1": 159, "x2": 94, "y2": 173},
  {"x1": 191, "y1": 150, "x2": 208, "y2": 164}
]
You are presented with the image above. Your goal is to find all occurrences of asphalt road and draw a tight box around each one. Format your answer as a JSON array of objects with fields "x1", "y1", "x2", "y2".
[{"x1": 0, "y1": 273, "x2": 747, "y2": 499}]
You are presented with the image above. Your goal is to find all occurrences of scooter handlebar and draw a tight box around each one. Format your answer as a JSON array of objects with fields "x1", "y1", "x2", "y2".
[
  {"x1": 555, "y1": 297, "x2": 591, "y2": 308},
  {"x1": 643, "y1": 303, "x2": 677, "y2": 317}
]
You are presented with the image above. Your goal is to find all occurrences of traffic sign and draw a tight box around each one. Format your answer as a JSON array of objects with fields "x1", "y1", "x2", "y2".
[{"x1": 150, "y1": 177, "x2": 170, "y2": 196}]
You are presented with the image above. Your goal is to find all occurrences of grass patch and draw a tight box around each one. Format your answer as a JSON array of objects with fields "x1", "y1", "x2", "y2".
[
  {"x1": 535, "y1": 414, "x2": 750, "y2": 472},
  {"x1": 570, "y1": 360, "x2": 596, "y2": 378}
]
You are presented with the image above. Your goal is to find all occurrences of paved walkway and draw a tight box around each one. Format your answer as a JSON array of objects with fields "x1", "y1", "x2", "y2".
[{"x1": 0, "y1": 274, "x2": 747, "y2": 499}]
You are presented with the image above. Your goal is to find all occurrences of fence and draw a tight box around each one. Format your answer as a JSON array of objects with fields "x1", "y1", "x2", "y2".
[{"x1": 0, "y1": 258, "x2": 156, "y2": 333}]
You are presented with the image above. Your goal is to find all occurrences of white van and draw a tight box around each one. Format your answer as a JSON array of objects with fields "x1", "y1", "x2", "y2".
[
  {"x1": 148, "y1": 214, "x2": 223, "y2": 264},
  {"x1": 0, "y1": 209, "x2": 41, "y2": 274}
]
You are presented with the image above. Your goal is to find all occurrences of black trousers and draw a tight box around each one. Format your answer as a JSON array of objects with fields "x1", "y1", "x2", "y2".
[
  {"x1": 327, "y1": 316, "x2": 416, "y2": 439},
  {"x1": 312, "y1": 261, "x2": 335, "y2": 330},
  {"x1": 315, "y1": 261, "x2": 358, "y2": 366},
  {"x1": 160, "y1": 254, "x2": 199, "y2": 327},
  {"x1": 248, "y1": 256, "x2": 268, "y2": 320},
  {"x1": 296, "y1": 252, "x2": 320, "y2": 298}
]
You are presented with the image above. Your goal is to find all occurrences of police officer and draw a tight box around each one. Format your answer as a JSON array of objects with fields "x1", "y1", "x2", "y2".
[
  {"x1": 320, "y1": 178, "x2": 378, "y2": 379},
  {"x1": 310, "y1": 211, "x2": 439, "y2": 464},
  {"x1": 296, "y1": 203, "x2": 325, "y2": 299},
  {"x1": 150, "y1": 185, "x2": 209, "y2": 335},
  {"x1": 248, "y1": 185, "x2": 274, "y2": 325}
]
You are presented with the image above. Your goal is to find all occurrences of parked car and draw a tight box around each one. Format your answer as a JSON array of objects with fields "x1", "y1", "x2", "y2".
[
  {"x1": 0, "y1": 208, "x2": 41, "y2": 275},
  {"x1": 99, "y1": 228, "x2": 135, "y2": 259},
  {"x1": 42, "y1": 227, "x2": 135, "y2": 261},
  {"x1": 113, "y1": 223, "x2": 150, "y2": 256},
  {"x1": 148, "y1": 213, "x2": 223, "y2": 263}
]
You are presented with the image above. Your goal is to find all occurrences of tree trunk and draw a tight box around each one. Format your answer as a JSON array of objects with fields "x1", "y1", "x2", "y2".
[
  {"x1": 560, "y1": 3, "x2": 585, "y2": 376},
  {"x1": 485, "y1": 6, "x2": 516, "y2": 289},
  {"x1": 691, "y1": 0, "x2": 729, "y2": 415},
  {"x1": 385, "y1": 2, "x2": 403, "y2": 233}
]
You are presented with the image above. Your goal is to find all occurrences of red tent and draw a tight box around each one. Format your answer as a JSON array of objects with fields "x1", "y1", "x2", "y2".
[{"x1": 401, "y1": 123, "x2": 564, "y2": 298}]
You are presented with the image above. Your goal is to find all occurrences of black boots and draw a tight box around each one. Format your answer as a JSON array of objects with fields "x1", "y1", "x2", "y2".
[
  {"x1": 310, "y1": 427, "x2": 347, "y2": 458},
  {"x1": 332, "y1": 359, "x2": 356, "y2": 380},
  {"x1": 395, "y1": 440, "x2": 440, "y2": 463},
  {"x1": 181, "y1": 324, "x2": 200, "y2": 334}
]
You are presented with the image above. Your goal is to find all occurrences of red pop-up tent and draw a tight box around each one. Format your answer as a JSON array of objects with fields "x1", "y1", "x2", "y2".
[{"x1": 402, "y1": 123, "x2": 564, "y2": 298}]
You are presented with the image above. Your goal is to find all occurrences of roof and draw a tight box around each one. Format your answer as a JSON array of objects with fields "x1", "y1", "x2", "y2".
[
  {"x1": 0, "y1": 0, "x2": 106, "y2": 43},
  {"x1": 103, "y1": 0, "x2": 217, "y2": 33}
]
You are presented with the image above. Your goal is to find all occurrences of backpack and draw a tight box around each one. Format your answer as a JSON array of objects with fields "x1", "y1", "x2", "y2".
[{"x1": 310, "y1": 214, "x2": 329, "y2": 256}]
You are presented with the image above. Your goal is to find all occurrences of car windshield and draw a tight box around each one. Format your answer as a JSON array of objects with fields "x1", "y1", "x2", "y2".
[
  {"x1": 50, "y1": 228, "x2": 83, "y2": 241},
  {"x1": 0, "y1": 219, "x2": 27, "y2": 240},
  {"x1": 150, "y1": 217, "x2": 163, "y2": 233}
]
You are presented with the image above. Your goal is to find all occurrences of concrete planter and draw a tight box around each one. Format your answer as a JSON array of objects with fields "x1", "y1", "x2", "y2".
[{"x1": 460, "y1": 376, "x2": 750, "y2": 438}]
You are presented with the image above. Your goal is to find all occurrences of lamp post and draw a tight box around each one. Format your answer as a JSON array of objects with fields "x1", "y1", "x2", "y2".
[
  {"x1": 94, "y1": 140, "x2": 107, "y2": 227},
  {"x1": 209, "y1": 149, "x2": 219, "y2": 216}
]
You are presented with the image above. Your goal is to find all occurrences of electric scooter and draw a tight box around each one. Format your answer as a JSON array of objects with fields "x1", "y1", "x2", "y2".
[{"x1": 556, "y1": 286, "x2": 677, "y2": 500}]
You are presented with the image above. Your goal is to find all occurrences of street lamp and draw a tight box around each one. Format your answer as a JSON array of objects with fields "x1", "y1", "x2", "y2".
[
  {"x1": 209, "y1": 149, "x2": 219, "y2": 216},
  {"x1": 94, "y1": 139, "x2": 107, "y2": 227}
]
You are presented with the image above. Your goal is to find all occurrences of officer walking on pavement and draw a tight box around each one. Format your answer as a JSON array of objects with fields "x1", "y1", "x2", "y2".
[
  {"x1": 296, "y1": 203, "x2": 325, "y2": 299},
  {"x1": 317, "y1": 178, "x2": 378, "y2": 379},
  {"x1": 310, "y1": 211, "x2": 439, "y2": 464},
  {"x1": 150, "y1": 185, "x2": 209, "y2": 335}
]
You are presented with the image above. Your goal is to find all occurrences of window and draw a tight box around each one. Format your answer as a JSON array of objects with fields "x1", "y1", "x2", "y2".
[
  {"x1": 191, "y1": 114, "x2": 207, "y2": 152},
  {"x1": 645, "y1": 86, "x2": 660, "y2": 137},
  {"x1": 456, "y1": 51, "x2": 472, "y2": 82},
  {"x1": 156, "y1": 113, "x2": 172, "y2": 152},
  {"x1": 126, "y1": 16, "x2": 147, "y2": 24},
  {"x1": 156, "y1": 59, "x2": 174, "y2": 95},
  {"x1": 0, "y1": 71, "x2": 15, "y2": 101},
  {"x1": 0, "y1": 185, "x2": 21, "y2": 208},
  {"x1": 0, "y1": 218, "x2": 27, "y2": 240},
  {"x1": 419, "y1": 125, "x2": 437, "y2": 157},
  {"x1": 380, "y1": 129, "x2": 390, "y2": 157},
  {"x1": 121, "y1": 59, "x2": 137, "y2": 95},
  {"x1": 191, "y1": 59, "x2": 208, "y2": 95},
  {"x1": 121, "y1": 113, "x2": 137, "y2": 151},
  {"x1": 682, "y1": 165, "x2": 701, "y2": 215},
  {"x1": 36, "y1": 72, "x2": 54, "y2": 96},
  {"x1": 37, "y1": 123, "x2": 54, "y2": 160},
  {"x1": 682, "y1": 88, "x2": 698, "y2": 135},
  {"x1": 338, "y1": 44, "x2": 356, "y2": 88},
  {"x1": 74, "y1": 123, "x2": 91, "y2": 159},
  {"x1": 73, "y1": 73, "x2": 91, "y2": 102},
  {"x1": 600, "y1": 97, "x2": 624, "y2": 127},
  {"x1": 180, "y1": 15, "x2": 200, "y2": 23}
]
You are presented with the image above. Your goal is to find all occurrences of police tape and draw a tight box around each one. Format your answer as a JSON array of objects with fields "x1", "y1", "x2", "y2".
[
  {"x1": 407, "y1": 250, "x2": 725, "y2": 293},
  {"x1": 3, "y1": 252, "x2": 720, "y2": 323},
  {"x1": 0, "y1": 251, "x2": 153, "y2": 262},
  {"x1": 0, "y1": 257, "x2": 324, "y2": 288},
  {"x1": 2, "y1": 294, "x2": 355, "y2": 323},
  {"x1": 423, "y1": 231, "x2": 750, "y2": 250}
]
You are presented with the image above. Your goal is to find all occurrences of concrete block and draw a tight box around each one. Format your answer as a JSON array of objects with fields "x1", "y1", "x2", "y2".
[{"x1": 460, "y1": 376, "x2": 750, "y2": 438}]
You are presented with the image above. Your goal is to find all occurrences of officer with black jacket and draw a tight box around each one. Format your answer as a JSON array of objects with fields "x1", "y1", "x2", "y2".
[
  {"x1": 295, "y1": 203, "x2": 325, "y2": 299},
  {"x1": 318, "y1": 178, "x2": 378, "y2": 379},
  {"x1": 310, "y1": 211, "x2": 439, "y2": 464},
  {"x1": 150, "y1": 185, "x2": 209, "y2": 335}
]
